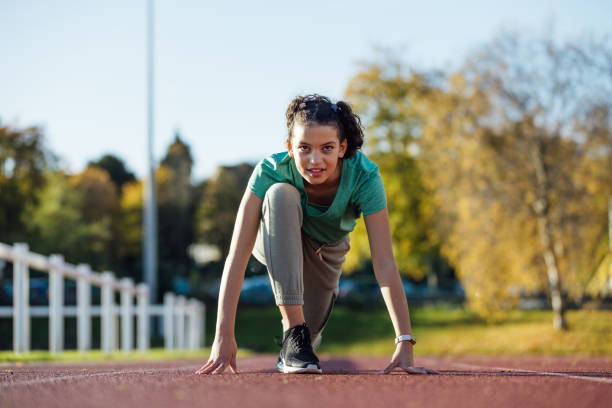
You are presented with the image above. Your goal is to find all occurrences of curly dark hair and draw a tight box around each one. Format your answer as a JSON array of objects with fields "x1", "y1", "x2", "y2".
[{"x1": 285, "y1": 94, "x2": 364, "y2": 159}]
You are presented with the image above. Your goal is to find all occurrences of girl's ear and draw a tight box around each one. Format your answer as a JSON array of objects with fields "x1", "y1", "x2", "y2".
[
  {"x1": 286, "y1": 138, "x2": 294, "y2": 157},
  {"x1": 338, "y1": 138, "x2": 348, "y2": 158}
]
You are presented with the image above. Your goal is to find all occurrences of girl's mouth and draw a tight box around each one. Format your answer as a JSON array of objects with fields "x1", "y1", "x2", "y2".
[{"x1": 307, "y1": 168, "x2": 325, "y2": 177}]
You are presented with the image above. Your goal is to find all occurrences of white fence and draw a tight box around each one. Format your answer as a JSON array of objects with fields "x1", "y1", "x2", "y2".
[{"x1": 0, "y1": 242, "x2": 205, "y2": 354}]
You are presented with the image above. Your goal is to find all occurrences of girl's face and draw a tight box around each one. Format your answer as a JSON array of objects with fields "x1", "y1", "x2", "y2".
[{"x1": 287, "y1": 123, "x2": 347, "y2": 186}]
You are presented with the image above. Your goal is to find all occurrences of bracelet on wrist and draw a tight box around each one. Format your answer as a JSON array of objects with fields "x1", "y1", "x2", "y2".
[{"x1": 395, "y1": 334, "x2": 416, "y2": 345}]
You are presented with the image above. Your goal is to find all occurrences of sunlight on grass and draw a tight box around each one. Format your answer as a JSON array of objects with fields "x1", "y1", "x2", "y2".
[
  {"x1": 230, "y1": 305, "x2": 612, "y2": 356},
  {"x1": 319, "y1": 308, "x2": 612, "y2": 356}
]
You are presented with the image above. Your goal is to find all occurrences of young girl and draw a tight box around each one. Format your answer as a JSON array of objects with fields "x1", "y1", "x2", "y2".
[{"x1": 196, "y1": 94, "x2": 436, "y2": 375}]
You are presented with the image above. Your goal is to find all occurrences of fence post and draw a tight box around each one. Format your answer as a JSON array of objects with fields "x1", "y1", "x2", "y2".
[
  {"x1": 192, "y1": 302, "x2": 200, "y2": 350},
  {"x1": 76, "y1": 264, "x2": 92, "y2": 352},
  {"x1": 185, "y1": 299, "x2": 192, "y2": 351},
  {"x1": 199, "y1": 302, "x2": 206, "y2": 348},
  {"x1": 163, "y1": 292, "x2": 175, "y2": 351},
  {"x1": 101, "y1": 272, "x2": 115, "y2": 354},
  {"x1": 187, "y1": 299, "x2": 198, "y2": 351},
  {"x1": 193, "y1": 300, "x2": 202, "y2": 351},
  {"x1": 49, "y1": 255, "x2": 65, "y2": 354},
  {"x1": 113, "y1": 311, "x2": 119, "y2": 351},
  {"x1": 176, "y1": 296, "x2": 186, "y2": 350},
  {"x1": 12, "y1": 243, "x2": 30, "y2": 353},
  {"x1": 120, "y1": 278, "x2": 134, "y2": 353},
  {"x1": 137, "y1": 283, "x2": 149, "y2": 353}
]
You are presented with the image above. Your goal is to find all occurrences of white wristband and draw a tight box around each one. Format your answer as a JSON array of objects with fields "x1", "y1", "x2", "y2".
[{"x1": 395, "y1": 334, "x2": 416, "y2": 345}]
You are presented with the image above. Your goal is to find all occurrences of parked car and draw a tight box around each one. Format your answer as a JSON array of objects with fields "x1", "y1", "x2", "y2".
[
  {"x1": 0, "y1": 277, "x2": 77, "y2": 305},
  {"x1": 337, "y1": 278, "x2": 359, "y2": 299},
  {"x1": 239, "y1": 275, "x2": 275, "y2": 305},
  {"x1": 402, "y1": 279, "x2": 418, "y2": 296},
  {"x1": 204, "y1": 275, "x2": 275, "y2": 305},
  {"x1": 336, "y1": 277, "x2": 382, "y2": 305}
]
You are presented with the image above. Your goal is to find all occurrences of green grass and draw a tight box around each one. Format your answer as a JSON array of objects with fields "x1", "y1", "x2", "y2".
[
  {"x1": 3, "y1": 306, "x2": 610, "y2": 363},
  {"x1": 230, "y1": 305, "x2": 612, "y2": 356},
  {"x1": 0, "y1": 348, "x2": 252, "y2": 364}
]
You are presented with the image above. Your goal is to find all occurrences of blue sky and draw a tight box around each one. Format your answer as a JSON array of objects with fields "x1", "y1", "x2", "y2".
[{"x1": 1, "y1": 0, "x2": 610, "y2": 180}]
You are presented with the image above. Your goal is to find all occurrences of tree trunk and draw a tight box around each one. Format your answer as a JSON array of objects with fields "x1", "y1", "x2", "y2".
[
  {"x1": 530, "y1": 144, "x2": 567, "y2": 330},
  {"x1": 534, "y1": 211, "x2": 567, "y2": 330}
]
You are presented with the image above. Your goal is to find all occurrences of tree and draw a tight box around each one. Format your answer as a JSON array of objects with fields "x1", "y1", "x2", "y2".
[
  {"x1": 88, "y1": 154, "x2": 135, "y2": 194},
  {"x1": 343, "y1": 61, "x2": 444, "y2": 281},
  {"x1": 0, "y1": 122, "x2": 51, "y2": 243},
  {"x1": 418, "y1": 31, "x2": 612, "y2": 328},
  {"x1": 70, "y1": 165, "x2": 119, "y2": 224},
  {"x1": 24, "y1": 171, "x2": 114, "y2": 270},
  {"x1": 195, "y1": 163, "x2": 254, "y2": 259},
  {"x1": 114, "y1": 134, "x2": 200, "y2": 296},
  {"x1": 69, "y1": 165, "x2": 120, "y2": 270},
  {"x1": 157, "y1": 133, "x2": 195, "y2": 297},
  {"x1": 117, "y1": 179, "x2": 144, "y2": 281}
]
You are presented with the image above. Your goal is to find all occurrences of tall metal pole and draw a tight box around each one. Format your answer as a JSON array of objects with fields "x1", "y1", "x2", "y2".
[{"x1": 144, "y1": 0, "x2": 158, "y2": 304}]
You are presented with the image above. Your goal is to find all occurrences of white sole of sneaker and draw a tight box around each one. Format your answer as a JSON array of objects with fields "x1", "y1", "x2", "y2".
[
  {"x1": 277, "y1": 361, "x2": 322, "y2": 374},
  {"x1": 280, "y1": 364, "x2": 322, "y2": 374}
]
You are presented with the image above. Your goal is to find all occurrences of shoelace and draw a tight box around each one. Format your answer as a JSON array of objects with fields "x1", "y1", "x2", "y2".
[
  {"x1": 291, "y1": 324, "x2": 311, "y2": 350},
  {"x1": 276, "y1": 324, "x2": 311, "y2": 349}
]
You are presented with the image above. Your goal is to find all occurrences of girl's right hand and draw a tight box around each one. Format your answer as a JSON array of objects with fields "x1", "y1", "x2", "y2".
[{"x1": 195, "y1": 335, "x2": 238, "y2": 375}]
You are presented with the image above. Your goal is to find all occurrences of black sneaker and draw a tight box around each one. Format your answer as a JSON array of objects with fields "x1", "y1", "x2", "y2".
[{"x1": 276, "y1": 323, "x2": 322, "y2": 374}]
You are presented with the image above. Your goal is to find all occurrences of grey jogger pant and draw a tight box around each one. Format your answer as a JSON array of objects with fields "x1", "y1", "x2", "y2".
[{"x1": 252, "y1": 183, "x2": 350, "y2": 339}]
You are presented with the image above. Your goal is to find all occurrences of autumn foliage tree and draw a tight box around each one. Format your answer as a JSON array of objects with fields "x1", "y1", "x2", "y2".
[
  {"x1": 417, "y1": 32, "x2": 612, "y2": 328},
  {"x1": 24, "y1": 167, "x2": 119, "y2": 271},
  {"x1": 343, "y1": 62, "x2": 443, "y2": 281},
  {"x1": 343, "y1": 32, "x2": 612, "y2": 329}
]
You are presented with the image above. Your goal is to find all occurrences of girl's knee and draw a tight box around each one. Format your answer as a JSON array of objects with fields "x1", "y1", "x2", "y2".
[{"x1": 265, "y1": 183, "x2": 300, "y2": 205}]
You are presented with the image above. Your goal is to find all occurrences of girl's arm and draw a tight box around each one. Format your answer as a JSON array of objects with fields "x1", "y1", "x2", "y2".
[
  {"x1": 196, "y1": 189, "x2": 263, "y2": 375},
  {"x1": 364, "y1": 207, "x2": 437, "y2": 374}
]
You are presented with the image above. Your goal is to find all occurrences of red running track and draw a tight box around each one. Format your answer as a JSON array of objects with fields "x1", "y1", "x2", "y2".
[{"x1": 1, "y1": 355, "x2": 611, "y2": 408}]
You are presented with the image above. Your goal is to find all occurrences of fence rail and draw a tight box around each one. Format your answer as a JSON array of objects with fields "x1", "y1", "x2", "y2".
[{"x1": 0, "y1": 242, "x2": 205, "y2": 354}]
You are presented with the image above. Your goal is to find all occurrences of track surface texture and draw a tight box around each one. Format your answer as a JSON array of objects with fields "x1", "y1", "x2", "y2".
[{"x1": 1, "y1": 355, "x2": 611, "y2": 408}]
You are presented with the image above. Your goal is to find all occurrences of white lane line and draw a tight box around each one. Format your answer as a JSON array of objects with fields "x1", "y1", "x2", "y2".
[
  {"x1": 419, "y1": 358, "x2": 612, "y2": 384},
  {"x1": 0, "y1": 357, "x2": 267, "y2": 388},
  {"x1": 0, "y1": 365, "x2": 200, "y2": 388}
]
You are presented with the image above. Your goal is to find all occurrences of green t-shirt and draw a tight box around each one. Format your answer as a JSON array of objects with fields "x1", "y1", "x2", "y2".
[{"x1": 247, "y1": 151, "x2": 387, "y2": 243}]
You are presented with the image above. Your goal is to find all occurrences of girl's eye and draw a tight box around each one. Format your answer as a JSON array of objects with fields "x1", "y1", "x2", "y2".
[
  {"x1": 298, "y1": 146, "x2": 309, "y2": 151},
  {"x1": 323, "y1": 146, "x2": 334, "y2": 151}
]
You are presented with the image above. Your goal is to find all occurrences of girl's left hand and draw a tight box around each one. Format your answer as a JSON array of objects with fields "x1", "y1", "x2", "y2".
[{"x1": 380, "y1": 341, "x2": 439, "y2": 374}]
